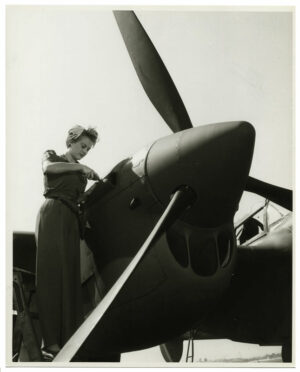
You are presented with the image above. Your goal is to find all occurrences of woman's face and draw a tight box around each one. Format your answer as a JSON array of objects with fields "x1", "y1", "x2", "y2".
[{"x1": 69, "y1": 136, "x2": 94, "y2": 161}]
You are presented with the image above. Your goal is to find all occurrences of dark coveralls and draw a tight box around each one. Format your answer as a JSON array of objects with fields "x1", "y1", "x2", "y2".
[{"x1": 35, "y1": 150, "x2": 87, "y2": 348}]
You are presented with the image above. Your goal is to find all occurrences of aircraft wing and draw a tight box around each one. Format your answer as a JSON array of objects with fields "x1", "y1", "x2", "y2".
[{"x1": 188, "y1": 213, "x2": 292, "y2": 352}]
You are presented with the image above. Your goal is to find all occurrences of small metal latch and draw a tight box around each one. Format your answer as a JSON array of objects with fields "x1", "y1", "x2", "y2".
[{"x1": 129, "y1": 197, "x2": 141, "y2": 210}]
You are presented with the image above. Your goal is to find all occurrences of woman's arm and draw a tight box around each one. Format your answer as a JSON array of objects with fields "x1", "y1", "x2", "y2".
[
  {"x1": 43, "y1": 160, "x2": 84, "y2": 174},
  {"x1": 43, "y1": 161, "x2": 99, "y2": 181},
  {"x1": 42, "y1": 150, "x2": 84, "y2": 174},
  {"x1": 42, "y1": 150, "x2": 99, "y2": 180}
]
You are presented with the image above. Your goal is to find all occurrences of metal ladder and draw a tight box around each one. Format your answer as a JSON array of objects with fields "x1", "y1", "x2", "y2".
[
  {"x1": 186, "y1": 330, "x2": 195, "y2": 362},
  {"x1": 13, "y1": 269, "x2": 43, "y2": 362}
]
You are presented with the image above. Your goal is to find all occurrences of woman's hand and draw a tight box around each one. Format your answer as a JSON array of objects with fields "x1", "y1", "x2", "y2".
[{"x1": 81, "y1": 165, "x2": 100, "y2": 181}]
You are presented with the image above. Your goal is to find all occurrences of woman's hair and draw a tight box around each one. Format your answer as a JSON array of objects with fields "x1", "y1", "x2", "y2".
[{"x1": 66, "y1": 125, "x2": 99, "y2": 148}]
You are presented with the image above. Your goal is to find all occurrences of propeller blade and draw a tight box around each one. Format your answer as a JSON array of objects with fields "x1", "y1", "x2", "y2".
[
  {"x1": 54, "y1": 186, "x2": 196, "y2": 362},
  {"x1": 245, "y1": 176, "x2": 292, "y2": 211},
  {"x1": 114, "y1": 11, "x2": 193, "y2": 133}
]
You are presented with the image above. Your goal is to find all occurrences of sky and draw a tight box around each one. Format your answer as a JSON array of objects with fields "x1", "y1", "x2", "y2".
[
  {"x1": 5, "y1": 4, "x2": 294, "y2": 366},
  {"x1": 6, "y1": 6, "x2": 293, "y2": 233}
]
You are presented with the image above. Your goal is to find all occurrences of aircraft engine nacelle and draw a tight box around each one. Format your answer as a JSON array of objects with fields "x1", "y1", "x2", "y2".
[{"x1": 144, "y1": 121, "x2": 255, "y2": 228}]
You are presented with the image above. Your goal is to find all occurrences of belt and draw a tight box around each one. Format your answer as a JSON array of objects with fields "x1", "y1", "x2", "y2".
[{"x1": 46, "y1": 196, "x2": 87, "y2": 239}]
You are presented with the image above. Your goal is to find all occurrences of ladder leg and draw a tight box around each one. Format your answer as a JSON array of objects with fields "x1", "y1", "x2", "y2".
[
  {"x1": 13, "y1": 272, "x2": 43, "y2": 362},
  {"x1": 12, "y1": 314, "x2": 23, "y2": 361},
  {"x1": 185, "y1": 331, "x2": 194, "y2": 363}
]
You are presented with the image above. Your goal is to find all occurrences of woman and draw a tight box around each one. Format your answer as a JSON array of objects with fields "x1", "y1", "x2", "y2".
[{"x1": 35, "y1": 125, "x2": 99, "y2": 361}]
